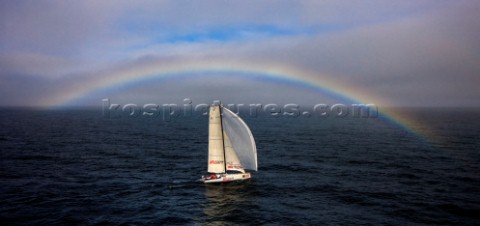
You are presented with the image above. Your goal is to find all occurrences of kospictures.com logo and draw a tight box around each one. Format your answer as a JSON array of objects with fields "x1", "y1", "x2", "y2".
[{"x1": 102, "y1": 98, "x2": 378, "y2": 121}]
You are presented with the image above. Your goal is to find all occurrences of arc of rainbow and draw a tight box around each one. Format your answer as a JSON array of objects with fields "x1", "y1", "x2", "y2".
[{"x1": 44, "y1": 59, "x2": 437, "y2": 142}]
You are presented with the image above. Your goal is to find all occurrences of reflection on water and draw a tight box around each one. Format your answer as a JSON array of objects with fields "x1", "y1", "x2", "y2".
[{"x1": 201, "y1": 181, "x2": 258, "y2": 225}]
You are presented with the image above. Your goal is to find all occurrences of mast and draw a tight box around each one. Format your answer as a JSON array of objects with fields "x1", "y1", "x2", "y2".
[{"x1": 219, "y1": 105, "x2": 227, "y2": 173}]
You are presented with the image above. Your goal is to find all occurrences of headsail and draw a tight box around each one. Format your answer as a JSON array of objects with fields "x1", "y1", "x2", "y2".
[
  {"x1": 221, "y1": 107, "x2": 258, "y2": 171},
  {"x1": 224, "y1": 132, "x2": 246, "y2": 173}
]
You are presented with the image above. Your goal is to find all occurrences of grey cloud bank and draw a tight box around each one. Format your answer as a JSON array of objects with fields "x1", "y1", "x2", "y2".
[{"x1": 0, "y1": 0, "x2": 479, "y2": 107}]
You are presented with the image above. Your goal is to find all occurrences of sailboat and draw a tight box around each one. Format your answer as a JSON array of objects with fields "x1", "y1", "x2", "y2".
[{"x1": 202, "y1": 105, "x2": 257, "y2": 183}]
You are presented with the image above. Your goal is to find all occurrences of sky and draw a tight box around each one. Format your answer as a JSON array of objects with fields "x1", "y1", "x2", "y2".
[{"x1": 0, "y1": 0, "x2": 479, "y2": 107}]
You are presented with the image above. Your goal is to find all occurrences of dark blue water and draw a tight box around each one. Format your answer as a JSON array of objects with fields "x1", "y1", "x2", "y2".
[{"x1": 1, "y1": 107, "x2": 479, "y2": 225}]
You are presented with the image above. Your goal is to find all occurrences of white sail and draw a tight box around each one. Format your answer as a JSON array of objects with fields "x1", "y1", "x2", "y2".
[
  {"x1": 223, "y1": 132, "x2": 246, "y2": 173},
  {"x1": 207, "y1": 106, "x2": 225, "y2": 173},
  {"x1": 221, "y1": 107, "x2": 258, "y2": 171}
]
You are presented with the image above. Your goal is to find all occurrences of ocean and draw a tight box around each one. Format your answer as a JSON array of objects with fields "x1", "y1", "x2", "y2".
[{"x1": 0, "y1": 107, "x2": 479, "y2": 225}]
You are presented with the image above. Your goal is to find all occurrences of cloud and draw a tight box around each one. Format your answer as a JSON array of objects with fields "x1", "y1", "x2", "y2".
[
  {"x1": 0, "y1": 52, "x2": 74, "y2": 78},
  {"x1": 0, "y1": 0, "x2": 479, "y2": 107}
]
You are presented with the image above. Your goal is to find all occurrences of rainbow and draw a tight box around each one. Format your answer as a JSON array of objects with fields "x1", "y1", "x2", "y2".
[{"x1": 44, "y1": 59, "x2": 437, "y2": 142}]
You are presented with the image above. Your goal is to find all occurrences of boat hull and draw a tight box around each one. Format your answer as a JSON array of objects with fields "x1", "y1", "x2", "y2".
[{"x1": 202, "y1": 173, "x2": 251, "y2": 183}]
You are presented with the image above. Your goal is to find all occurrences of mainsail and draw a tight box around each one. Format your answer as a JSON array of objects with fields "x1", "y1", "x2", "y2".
[
  {"x1": 207, "y1": 105, "x2": 258, "y2": 173},
  {"x1": 207, "y1": 106, "x2": 225, "y2": 173}
]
